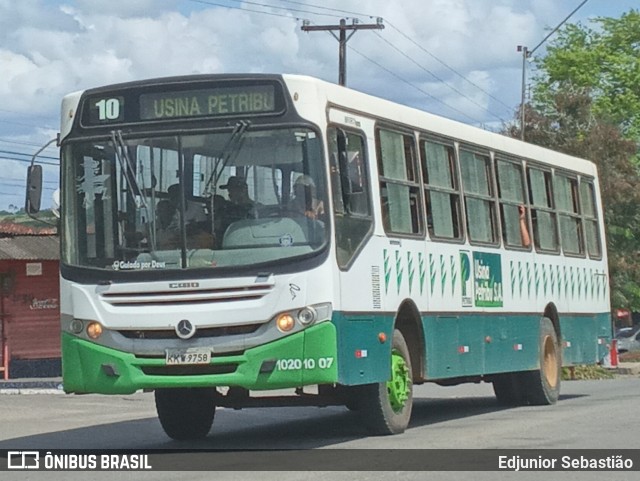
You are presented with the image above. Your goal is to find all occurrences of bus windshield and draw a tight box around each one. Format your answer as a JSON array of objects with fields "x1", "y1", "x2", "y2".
[{"x1": 61, "y1": 126, "x2": 327, "y2": 272}]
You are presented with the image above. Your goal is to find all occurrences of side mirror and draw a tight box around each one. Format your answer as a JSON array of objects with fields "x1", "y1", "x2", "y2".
[{"x1": 26, "y1": 165, "x2": 43, "y2": 214}]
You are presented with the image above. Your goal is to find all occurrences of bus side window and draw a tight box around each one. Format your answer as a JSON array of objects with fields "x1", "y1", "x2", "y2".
[
  {"x1": 420, "y1": 139, "x2": 463, "y2": 240},
  {"x1": 527, "y1": 166, "x2": 559, "y2": 252},
  {"x1": 580, "y1": 179, "x2": 602, "y2": 258},
  {"x1": 377, "y1": 128, "x2": 422, "y2": 236},
  {"x1": 328, "y1": 127, "x2": 372, "y2": 268},
  {"x1": 460, "y1": 148, "x2": 497, "y2": 245},
  {"x1": 496, "y1": 158, "x2": 529, "y2": 248},
  {"x1": 555, "y1": 174, "x2": 584, "y2": 256}
]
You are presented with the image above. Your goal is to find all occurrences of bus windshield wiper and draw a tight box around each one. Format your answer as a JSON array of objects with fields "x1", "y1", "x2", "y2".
[
  {"x1": 110, "y1": 130, "x2": 148, "y2": 210},
  {"x1": 203, "y1": 120, "x2": 250, "y2": 195}
]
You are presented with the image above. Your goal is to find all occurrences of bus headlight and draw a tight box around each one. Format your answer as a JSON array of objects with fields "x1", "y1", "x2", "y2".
[
  {"x1": 86, "y1": 322, "x2": 103, "y2": 339},
  {"x1": 276, "y1": 314, "x2": 296, "y2": 332},
  {"x1": 297, "y1": 306, "x2": 317, "y2": 325},
  {"x1": 69, "y1": 319, "x2": 84, "y2": 334},
  {"x1": 273, "y1": 303, "x2": 332, "y2": 333}
]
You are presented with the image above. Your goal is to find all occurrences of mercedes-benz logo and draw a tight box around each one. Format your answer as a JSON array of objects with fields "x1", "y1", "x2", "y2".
[{"x1": 175, "y1": 319, "x2": 196, "y2": 339}]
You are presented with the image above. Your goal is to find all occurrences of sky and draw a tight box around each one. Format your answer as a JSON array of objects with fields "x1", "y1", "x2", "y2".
[{"x1": 1, "y1": 0, "x2": 638, "y2": 211}]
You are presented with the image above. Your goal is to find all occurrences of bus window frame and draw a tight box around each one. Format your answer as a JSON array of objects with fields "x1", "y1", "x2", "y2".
[
  {"x1": 526, "y1": 163, "x2": 561, "y2": 255},
  {"x1": 458, "y1": 144, "x2": 500, "y2": 248},
  {"x1": 375, "y1": 123, "x2": 425, "y2": 240},
  {"x1": 554, "y1": 169, "x2": 587, "y2": 259},
  {"x1": 494, "y1": 154, "x2": 532, "y2": 252},
  {"x1": 578, "y1": 176, "x2": 603, "y2": 261},
  {"x1": 419, "y1": 134, "x2": 465, "y2": 245}
]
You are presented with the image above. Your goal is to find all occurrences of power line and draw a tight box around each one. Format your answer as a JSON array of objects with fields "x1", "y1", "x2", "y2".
[
  {"x1": 301, "y1": 18, "x2": 384, "y2": 86},
  {"x1": 371, "y1": 31, "x2": 509, "y2": 123},
  {"x1": 347, "y1": 43, "x2": 483, "y2": 125},
  {"x1": 383, "y1": 20, "x2": 514, "y2": 114},
  {"x1": 0, "y1": 137, "x2": 59, "y2": 153},
  {"x1": 274, "y1": 0, "x2": 371, "y2": 19},
  {"x1": 187, "y1": 0, "x2": 333, "y2": 19},
  {"x1": 518, "y1": 0, "x2": 590, "y2": 140},
  {"x1": 185, "y1": 0, "x2": 510, "y2": 124},
  {"x1": 271, "y1": 2, "x2": 513, "y2": 114},
  {"x1": 0, "y1": 149, "x2": 58, "y2": 161},
  {"x1": 0, "y1": 154, "x2": 59, "y2": 167}
]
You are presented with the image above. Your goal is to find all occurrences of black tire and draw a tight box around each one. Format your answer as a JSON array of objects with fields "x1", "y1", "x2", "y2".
[
  {"x1": 155, "y1": 388, "x2": 217, "y2": 440},
  {"x1": 492, "y1": 373, "x2": 524, "y2": 405},
  {"x1": 522, "y1": 317, "x2": 561, "y2": 405},
  {"x1": 358, "y1": 330, "x2": 413, "y2": 435}
]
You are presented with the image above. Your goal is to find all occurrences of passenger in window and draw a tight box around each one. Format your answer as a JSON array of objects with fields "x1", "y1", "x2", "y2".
[
  {"x1": 220, "y1": 176, "x2": 255, "y2": 210},
  {"x1": 217, "y1": 176, "x2": 258, "y2": 240},
  {"x1": 519, "y1": 205, "x2": 531, "y2": 248},
  {"x1": 290, "y1": 175, "x2": 324, "y2": 220}
]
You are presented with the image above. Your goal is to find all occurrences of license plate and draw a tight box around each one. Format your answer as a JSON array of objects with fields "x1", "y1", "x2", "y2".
[{"x1": 165, "y1": 347, "x2": 211, "y2": 365}]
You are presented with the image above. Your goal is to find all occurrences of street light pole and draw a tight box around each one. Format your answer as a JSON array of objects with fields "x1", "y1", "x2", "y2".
[
  {"x1": 517, "y1": 0, "x2": 589, "y2": 142},
  {"x1": 518, "y1": 45, "x2": 529, "y2": 141}
]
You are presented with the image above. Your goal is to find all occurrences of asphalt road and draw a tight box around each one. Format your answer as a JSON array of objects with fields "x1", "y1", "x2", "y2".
[{"x1": 1, "y1": 376, "x2": 638, "y2": 480}]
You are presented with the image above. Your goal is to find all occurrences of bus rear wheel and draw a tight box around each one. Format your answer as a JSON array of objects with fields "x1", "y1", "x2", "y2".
[
  {"x1": 359, "y1": 329, "x2": 413, "y2": 435},
  {"x1": 492, "y1": 373, "x2": 524, "y2": 405},
  {"x1": 155, "y1": 387, "x2": 217, "y2": 440},
  {"x1": 523, "y1": 317, "x2": 561, "y2": 405}
]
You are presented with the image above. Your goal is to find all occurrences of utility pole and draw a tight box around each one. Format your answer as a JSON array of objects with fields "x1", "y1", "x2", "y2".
[
  {"x1": 301, "y1": 18, "x2": 384, "y2": 86},
  {"x1": 517, "y1": 0, "x2": 589, "y2": 141},
  {"x1": 517, "y1": 45, "x2": 529, "y2": 141}
]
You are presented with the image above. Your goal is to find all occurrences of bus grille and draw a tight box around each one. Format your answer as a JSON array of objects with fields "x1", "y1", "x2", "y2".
[
  {"x1": 118, "y1": 323, "x2": 262, "y2": 339},
  {"x1": 141, "y1": 364, "x2": 238, "y2": 376},
  {"x1": 100, "y1": 283, "x2": 273, "y2": 307}
]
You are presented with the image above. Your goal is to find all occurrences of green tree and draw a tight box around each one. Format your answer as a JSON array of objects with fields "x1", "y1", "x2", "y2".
[
  {"x1": 507, "y1": 10, "x2": 640, "y2": 310},
  {"x1": 532, "y1": 10, "x2": 640, "y2": 142}
]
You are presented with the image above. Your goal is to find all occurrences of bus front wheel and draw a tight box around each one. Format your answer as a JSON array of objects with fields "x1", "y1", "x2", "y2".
[
  {"x1": 155, "y1": 387, "x2": 217, "y2": 440},
  {"x1": 359, "y1": 329, "x2": 413, "y2": 435}
]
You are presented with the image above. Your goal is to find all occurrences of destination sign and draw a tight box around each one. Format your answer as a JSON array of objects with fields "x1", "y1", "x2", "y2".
[
  {"x1": 80, "y1": 80, "x2": 284, "y2": 127},
  {"x1": 139, "y1": 85, "x2": 276, "y2": 120}
]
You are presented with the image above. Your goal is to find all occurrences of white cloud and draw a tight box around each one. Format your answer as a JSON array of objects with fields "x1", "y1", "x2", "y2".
[
  {"x1": 3, "y1": 0, "x2": 634, "y2": 208},
  {"x1": 1, "y1": 0, "x2": 623, "y2": 130}
]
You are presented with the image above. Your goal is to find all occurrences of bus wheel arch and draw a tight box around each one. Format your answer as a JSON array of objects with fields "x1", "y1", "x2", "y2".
[{"x1": 543, "y1": 303, "x2": 561, "y2": 345}]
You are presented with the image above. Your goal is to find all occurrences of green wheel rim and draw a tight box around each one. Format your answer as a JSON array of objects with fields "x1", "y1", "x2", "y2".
[{"x1": 387, "y1": 348, "x2": 410, "y2": 413}]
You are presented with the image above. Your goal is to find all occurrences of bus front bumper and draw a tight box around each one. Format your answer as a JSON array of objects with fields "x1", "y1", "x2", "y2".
[{"x1": 62, "y1": 322, "x2": 338, "y2": 394}]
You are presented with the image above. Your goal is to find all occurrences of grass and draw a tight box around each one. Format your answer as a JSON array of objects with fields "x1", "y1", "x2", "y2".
[{"x1": 562, "y1": 365, "x2": 615, "y2": 380}]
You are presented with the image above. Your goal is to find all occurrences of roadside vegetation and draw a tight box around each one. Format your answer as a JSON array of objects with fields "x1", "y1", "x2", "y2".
[{"x1": 504, "y1": 11, "x2": 640, "y2": 312}]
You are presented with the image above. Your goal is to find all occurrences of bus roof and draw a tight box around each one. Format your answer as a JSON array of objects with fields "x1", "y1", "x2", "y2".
[
  {"x1": 282, "y1": 74, "x2": 598, "y2": 178},
  {"x1": 60, "y1": 72, "x2": 598, "y2": 178}
]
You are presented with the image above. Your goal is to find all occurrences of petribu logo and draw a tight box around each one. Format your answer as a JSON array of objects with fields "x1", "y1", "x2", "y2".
[{"x1": 8, "y1": 451, "x2": 40, "y2": 469}]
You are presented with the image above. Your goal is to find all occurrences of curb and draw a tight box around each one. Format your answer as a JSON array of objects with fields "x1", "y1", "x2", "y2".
[
  {"x1": 0, "y1": 381, "x2": 64, "y2": 394},
  {"x1": 0, "y1": 388, "x2": 64, "y2": 395}
]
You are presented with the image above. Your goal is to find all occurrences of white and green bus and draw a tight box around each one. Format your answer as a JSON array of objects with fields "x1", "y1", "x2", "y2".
[{"x1": 27, "y1": 74, "x2": 610, "y2": 439}]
